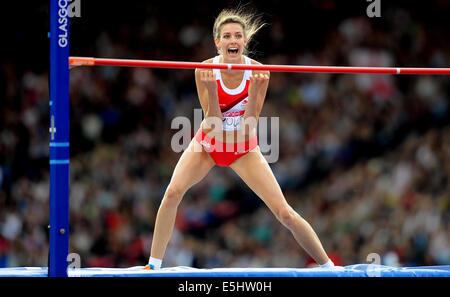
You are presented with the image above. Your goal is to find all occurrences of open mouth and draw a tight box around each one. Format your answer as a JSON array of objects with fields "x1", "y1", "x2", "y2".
[{"x1": 227, "y1": 48, "x2": 239, "y2": 55}]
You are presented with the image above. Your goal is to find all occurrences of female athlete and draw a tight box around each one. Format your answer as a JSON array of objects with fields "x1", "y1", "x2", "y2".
[{"x1": 144, "y1": 8, "x2": 334, "y2": 270}]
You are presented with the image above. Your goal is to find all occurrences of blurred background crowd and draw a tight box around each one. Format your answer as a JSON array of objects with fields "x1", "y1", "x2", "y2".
[{"x1": 0, "y1": 1, "x2": 449, "y2": 268}]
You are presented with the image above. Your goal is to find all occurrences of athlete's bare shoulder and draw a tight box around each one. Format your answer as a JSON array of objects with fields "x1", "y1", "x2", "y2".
[
  {"x1": 249, "y1": 58, "x2": 270, "y2": 76},
  {"x1": 195, "y1": 58, "x2": 215, "y2": 75},
  {"x1": 249, "y1": 58, "x2": 262, "y2": 66},
  {"x1": 203, "y1": 58, "x2": 215, "y2": 64}
]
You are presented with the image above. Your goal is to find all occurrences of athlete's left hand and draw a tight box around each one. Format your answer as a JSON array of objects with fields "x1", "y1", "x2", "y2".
[{"x1": 248, "y1": 73, "x2": 269, "y2": 98}]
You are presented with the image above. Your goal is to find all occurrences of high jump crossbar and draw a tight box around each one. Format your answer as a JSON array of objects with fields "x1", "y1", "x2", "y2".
[{"x1": 69, "y1": 56, "x2": 450, "y2": 75}]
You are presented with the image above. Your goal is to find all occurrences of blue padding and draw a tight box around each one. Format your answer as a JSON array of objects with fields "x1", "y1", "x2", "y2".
[{"x1": 0, "y1": 265, "x2": 449, "y2": 277}]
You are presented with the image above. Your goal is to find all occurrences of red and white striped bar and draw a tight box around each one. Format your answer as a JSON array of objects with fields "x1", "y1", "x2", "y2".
[{"x1": 69, "y1": 56, "x2": 450, "y2": 75}]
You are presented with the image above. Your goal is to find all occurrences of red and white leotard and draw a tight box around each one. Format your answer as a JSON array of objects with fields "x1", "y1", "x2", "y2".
[
  {"x1": 212, "y1": 55, "x2": 252, "y2": 131},
  {"x1": 195, "y1": 55, "x2": 258, "y2": 167}
]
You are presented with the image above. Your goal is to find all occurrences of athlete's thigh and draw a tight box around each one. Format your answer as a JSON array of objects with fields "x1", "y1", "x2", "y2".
[
  {"x1": 229, "y1": 147, "x2": 287, "y2": 212},
  {"x1": 169, "y1": 138, "x2": 215, "y2": 191}
]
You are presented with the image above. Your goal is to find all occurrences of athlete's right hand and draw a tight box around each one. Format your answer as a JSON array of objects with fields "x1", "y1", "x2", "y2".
[{"x1": 199, "y1": 70, "x2": 217, "y2": 93}]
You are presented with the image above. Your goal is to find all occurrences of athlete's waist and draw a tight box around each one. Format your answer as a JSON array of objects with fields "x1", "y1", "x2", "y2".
[
  {"x1": 195, "y1": 127, "x2": 258, "y2": 153},
  {"x1": 199, "y1": 120, "x2": 257, "y2": 143},
  {"x1": 221, "y1": 110, "x2": 245, "y2": 117}
]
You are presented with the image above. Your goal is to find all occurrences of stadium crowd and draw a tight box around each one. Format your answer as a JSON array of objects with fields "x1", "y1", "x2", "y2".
[{"x1": 0, "y1": 1, "x2": 449, "y2": 268}]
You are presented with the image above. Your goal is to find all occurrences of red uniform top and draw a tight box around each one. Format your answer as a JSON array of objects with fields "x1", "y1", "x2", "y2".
[{"x1": 212, "y1": 55, "x2": 253, "y2": 131}]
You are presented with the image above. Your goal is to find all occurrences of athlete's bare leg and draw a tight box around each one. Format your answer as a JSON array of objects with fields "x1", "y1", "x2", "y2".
[
  {"x1": 150, "y1": 139, "x2": 215, "y2": 259},
  {"x1": 230, "y1": 147, "x2": 330, "y2": 265}
]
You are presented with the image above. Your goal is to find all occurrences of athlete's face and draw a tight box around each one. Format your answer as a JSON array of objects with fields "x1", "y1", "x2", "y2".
[{"x1": 215, "y1": 23, "x2": 247, "y2": 62}]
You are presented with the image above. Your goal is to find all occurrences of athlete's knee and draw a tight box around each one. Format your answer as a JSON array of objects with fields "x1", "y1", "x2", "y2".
[
  {"x1": 161, "y1": 186, "x2": 185, "y2": 208},
  {"x1": 276, "y1": 205, "x2": 298, "y2": 229}
]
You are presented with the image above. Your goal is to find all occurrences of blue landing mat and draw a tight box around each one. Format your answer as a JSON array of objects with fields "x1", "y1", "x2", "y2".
[{"x1": 0, "y1": 264, "x2": 449, "y2": 277}]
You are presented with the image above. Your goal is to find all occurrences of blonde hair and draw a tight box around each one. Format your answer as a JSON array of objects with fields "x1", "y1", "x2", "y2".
[{"x1": 213, "y1": 7, "x2": 266, "y2": 55}]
